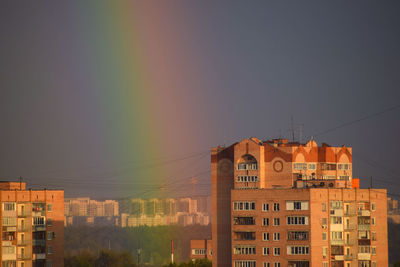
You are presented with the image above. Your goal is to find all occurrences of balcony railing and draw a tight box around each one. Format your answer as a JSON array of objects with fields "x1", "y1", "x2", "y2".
[
  {"x1": 331, "y1": 239, "x2": 344, "y2": 245},
  {"x1": 18, "y1": 211, "x2": 31, "y2": 217},
  {"x1": 32, "y1": 239, "x2": 46, "y2": 246},
  {"x1": 17, "y1": 254, "x2": 31, "y2": 260},
  {"x1": 17, "y1": 239, "x2": 31, "y2": 246},
  {"x1": 17, "y1": 226, "x2": 30, "y2": 232},
  {"x1": 344, "y1": 224, "x2": 356, "y2": 231},
  {"x1": 358, "y1": 210, "x2": 371, "y2": 217},
  {"x1": 344, "y1": 255, "x2": 354, "y2": 261},
  {"x1": 358, "y1": 224, "x2": 370, "y2": 230},
  {"x1": 32, "y1": 225, "x2": 46, "y2": 232},
  {"x1": 344, "y1": 210, "x2": 357, "y2": 216}
]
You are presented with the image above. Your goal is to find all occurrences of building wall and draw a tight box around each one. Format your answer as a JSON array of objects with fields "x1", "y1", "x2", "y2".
[
  {"x1": 212, "y1": 138, "x2": 387, "y2": 267},
  {"x1": 0, "y1": 183, "x2": 64, "y2": 267}
]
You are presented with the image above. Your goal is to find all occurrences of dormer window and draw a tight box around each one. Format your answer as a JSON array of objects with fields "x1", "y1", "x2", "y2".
[{"x1": 237, "y1": 154, "x2": 258, "y2": 170}]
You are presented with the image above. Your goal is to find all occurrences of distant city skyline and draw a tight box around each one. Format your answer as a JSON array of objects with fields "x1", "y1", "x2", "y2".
[{"x1": 0, "y1": 1, "x2": 399, "y2": 199}]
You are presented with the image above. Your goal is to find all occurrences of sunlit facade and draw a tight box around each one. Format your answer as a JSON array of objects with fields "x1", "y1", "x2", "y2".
[
  {"x1": 0, "y1": 182, "x2": 64, "y2": 267},
  {"x1": 212, "y1": 138, "x2": 388, "y2": 267}
]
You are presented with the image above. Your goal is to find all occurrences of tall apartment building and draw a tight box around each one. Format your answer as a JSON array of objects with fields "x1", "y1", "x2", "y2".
[
  {"x1": 212, "y1": 138, "x2": 388, "y2": 267},
  {"x1": 0, "y1": 181, "x2": 64, "y2": 267}
]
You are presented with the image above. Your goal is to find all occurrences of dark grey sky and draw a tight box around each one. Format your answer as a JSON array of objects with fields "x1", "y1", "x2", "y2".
[{"x1": 0, "y1": 1, "x2": 399, "y2": 199}]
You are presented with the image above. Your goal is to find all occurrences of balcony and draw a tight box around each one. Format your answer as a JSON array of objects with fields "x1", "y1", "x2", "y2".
[
  {"x1": 344, "y1": 209, "x2": 357, "y2": 216},
  {"x1": 18, "y1": 211, "x2": 31, "y2": 217},
  {"x1": 33, "y1": 253, "x2": 46, "y2": 260},
  {"x1": 344, "y1": 255, "x2": 354, "y2": 261},
  {"x1": 344, "y1": 224, "x2": 356, "y2": 231},
  {"x1": 32, "y1": 225, "x2": 46, "y2": 232},
  {"x1": 334, "y1": 255, "x2": 344, "y2": 261},
  {"x1": 345, "y1": 240, "x2": 355, "y2": 246},
  {"x1": 358, "y1": 210, "x2": 370, "y2": 217},
  {"x1": 17, "y1": 226, "x2": 30, "y2": 232},
  {"x1": 358, "y1": 224, "x2": 370, "y2": 231},
  {"x1": 330, "y1": 209, "x2": 344, "y2": 216},
  {"x1": 17, "y1": 239, "x2": 31, "y2": 246},
  {"x1": 32, "y1": 239, "x2": 46, "y2": 246},
  {"x1": 331, "y1": 240, "x2": 344, "y2": 246},
  {"x1": 17, "y1": 254, "x2": 31, "y2": 260},
  {"x1": 358, "y1": 253, "x2": 371, "y2": 261}
]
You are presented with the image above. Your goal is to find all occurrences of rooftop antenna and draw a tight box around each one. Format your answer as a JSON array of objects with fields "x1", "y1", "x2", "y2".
[
  {"x1": 299, "y1": 124, "x2": 304, "y2": 143},
  {"x1": 190, "y1": 177, "x2": 198, "y2": 197},
  {"x1": 291, "y1": 116, "x2": 295, "y2": 142}
]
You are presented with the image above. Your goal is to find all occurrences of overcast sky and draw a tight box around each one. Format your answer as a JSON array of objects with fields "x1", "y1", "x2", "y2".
[{"x1": 0, "y1": 1, "x2": 399, "y2": 199}]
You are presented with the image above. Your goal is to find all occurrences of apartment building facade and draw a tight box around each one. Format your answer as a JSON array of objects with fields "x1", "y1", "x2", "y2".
[
  {"x1": 212, "y1": 138, "x2": 388, "y2": 267},
  {"x1": 0, "y1": 181, "x2": 64, "y2": 267}
]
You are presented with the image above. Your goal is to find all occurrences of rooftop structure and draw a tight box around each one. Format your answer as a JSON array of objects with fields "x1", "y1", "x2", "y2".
[
  {"x1": 0, "y1": 181, "x2": 64, "y2": 267},
  {"x1": 211, "y1": 138, "x2": 388, "y2": 267}
]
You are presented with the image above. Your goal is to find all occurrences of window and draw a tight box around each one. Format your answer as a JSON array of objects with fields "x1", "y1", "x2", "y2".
[
  {"x1": 322, "y1": 218, "x2": 327, "y2": 226},
  {"x1": 330, "y1": 216, "x2": 342, "y2": 224},
  {"x1": 263, "y1": 247, "x2": 270, "y2": 255},
  {"x1": 264, "y1": 263, "x2": 270, "y2": 267},
  {"x1": 263, "y1": 203, "x2": 269, "y2": 211},
  {"x1": 358, "y1": 246, "x2": 371, "y2": 253},
  {"x1": 322, "y1": 203, "x2": 326, "y2": 211},
  {"x1": 287, "y1": 216, "x2": 308, "y2": 225},
  {"x1": 294, "y1": 163, "x2": 307, "y2": 171},
  {"x1": 273, "y1": 247, "x2": 280, "y2": 256},
  {"x1": 3, "y1": 203, "x2": 16, "y2": 211},
  {"x1": 372, "y1": 247, "x2": 376, "y2": 255},
  {"x1": 2, "y1": 217, "x2": 17, "y2": 226},
  {"x1": 47, "y1": 204, "x2": 53, "y2": 212},
  {"x1": 273, "y1": 218, "x2": 280, "y2": 226},
  {"x1": 338, "y1": 163, "x2": 350, "y2": 170},
  {"x1": 308, "y1": 163, "x2": 316, "y2": 170},
  {"x1": 263, "y1": 232, "x2": 270, "y2": 241},
  {"x1": 287, "y1": 231, "x2": 309, "y2": 241},
  {"x1": 331, "y1": 231, "x2": 343, "y2": 240},
  {"x1": 321, "y1": 163, "x2": 336, "y2": 170},
  {"x1": 323, "y1": 262, "x2": 328, "y2": 267},
  {"x1": 234, "y1": 261, "x2": 256, "y2": 267},
  {"x1": 47, "y1": 218, "x2": 53, "y2": 226},
  {"x1": 47, "y1": 245, "x2": 53, "y2": 254},
  {"x1": 46, "y1": 260, "x2": 53, "y2": 267},
  {"x1": 330, "y1": 201, "x2": 342, "y2": 209},
  {"x1": 234, "y1": 246, "x2": 256, "y2": 255},
  {"x1": 286, "y1": 201, "x2": 309, "y2": 211},
  {"x1": 371, "y1": 232, "x2": 377, "y2": 241},
  {"x1": 273, "y1": 203, "x2": 280, "y2": 211},
  {"x1": 233, "y1": 201, "x2": 256, "y2": 211},
  {"x1": 293, "y1": 163, "x2": 307, "y2": 170},
  {"x1": 287, "y1": 246, "x2": 310, "y2": 255},
  {"x1": 371, "y1": 217, "x2": 376, "y2": 225},
  {"x1": 322, "y1": 247, "x2": 327, "y2": 256},
  {"x1": 47, "y1": 231, "x2": 53, "y2": 240},
  {"x1": 273, "y1": 232, "x2": 280, "y2": 241},
  {"x1": 234, "y1": 217, "x2": 255, "y2": 225},
  {"x1": 322, "y1": 232, "x2": 327, "y2": 241},
  {"x1": 237, "y1": 176, "x2": 259, "y2": 182},
  {"x1": 192, "y1": 249, "x2": 206, "y2": 255},
  {"x1": 234, "y1": 232, "x2": 256, "y2": 240},
  {"x1": 274, "y1": 263, "x2": 280, "y2": 267},
  {"x1": 263, "y1": 218, "x2": 270, "y2": 226},
  {"x1": 372, "y1": 262, "x2": 376, "y2": 267},
  {"x1": 371, "y1": 203, "x2": 376, "y2": 211},
  {"x1": 33, "y1": 217, "x2": 45, "y2": 225}
]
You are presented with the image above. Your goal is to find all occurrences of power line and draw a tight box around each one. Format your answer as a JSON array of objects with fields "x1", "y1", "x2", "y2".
[{"x1": 307, "y1": 103, "x2": 400, "y2": 139}]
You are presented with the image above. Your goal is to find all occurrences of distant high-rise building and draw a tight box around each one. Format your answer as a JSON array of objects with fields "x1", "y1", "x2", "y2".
[
  {"x1": 212, "y1": 138, "x2": 388, "y2": 267},
  {"x1": 0, "y1": 181, "x2": 64, "y2": 267}
]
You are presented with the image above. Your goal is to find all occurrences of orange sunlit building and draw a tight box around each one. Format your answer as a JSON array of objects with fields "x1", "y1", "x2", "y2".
[
  {"x1": 0, "y1": 181, "x2": 64, "y2": 267},
  {"x1": 212, "y1": 138, "x2": 388, "y2": 267}
]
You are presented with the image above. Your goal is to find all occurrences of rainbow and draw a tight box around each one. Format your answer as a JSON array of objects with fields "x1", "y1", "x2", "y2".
[{"x1": 65, "y1": 2, "x2": 209, "y2": 198}]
